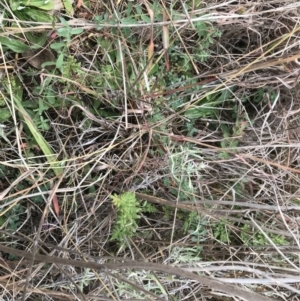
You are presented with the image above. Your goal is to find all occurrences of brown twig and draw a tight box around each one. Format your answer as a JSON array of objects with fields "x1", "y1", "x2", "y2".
[{"x1": 0, "y1": 244, "x2": 276, "y2": 301}]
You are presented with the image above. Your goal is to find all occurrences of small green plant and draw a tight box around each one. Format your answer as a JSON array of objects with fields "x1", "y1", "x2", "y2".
[
  {"x1": 0, "y1": 97, "x2": 11, "y2": 123},
  {"x1": 50, "y1": 18, "x2": 83, "y2": 72},
  {"x1": 169, "y1": 245, "x2": 202, "y2": 264},
  {"x1": 167, "y1": 145, "x2": 206, "y2": 200},
  {"x1": 110, "y1": 191, "x2": 141, "y2": 242},
  {"x1": 2, "y1": 76, "x2": 63, "y2": 176},
  {"x1": 0, "y1": 0, "x2": 53, "y2": 53},
  {"x1": 184, "y1": 87, "x2": 235, "y2": 120},
  {"x1": 240, "y1": 224, "x2": 288, "y2": 246},
  {"x1": 213, "y1": 219, "x2": 232, "y2": 244},
  {"x1": 181, "y1": 211, "x2": 207, "y2": 244},
  {"x1": 8, "y1": 0, "x2": 54, "y2": 11},
  {"x1": 165, "y1": 210, "x2": 207, "y2": 262},
  {"x1": 141, "y1": 201, "x2": 157, "y2": 214},
  {"x1": 219, "y1": 115, "x2": 248, "y2": 159},
  {"x1": 250, "y1": 87, "x2": 278, "y2": 104}
]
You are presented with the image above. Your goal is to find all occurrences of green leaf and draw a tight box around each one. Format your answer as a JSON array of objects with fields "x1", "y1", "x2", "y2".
[
  {"x1": 21, "y1": 7, "x2": 54, "y2": 22},
  {"x1": 0, "y1": 37, "x2": 30, "y2": 53},
  {"x1": 10, "y1": 0, "x2": 54, "y2": 10},
  {"x1": 57, "y1": 27, "x2": 70, "y2": 38},
  {"x1": 56, "y1": 53, "x2": 64, "y2": 70},
  {"x1": 120, "y1": 17, "x2": 136, "y2": 25},
  {"x1": 62, "y1": 0, "x2": 74, "y2": 16},
  {"x1": 25, "y1": 32, "x2": 47, "y2": 49},
  {"x1": 184, "y1": 106, "x2": 215, "y2": 119},
  {"x1": 0, "y1": 108, "x2": 11, "y2": 122},
  {"x1": 9, "y1": 0, "x2": 21, "y2": 11},
  {"x1": 70, "y1": 28, "x2": 83, "y2": 35},
  {"x1": 3, "y1": 77, "x2": 63, "y2": 176},
  {"x1": 50, "y1": 42, "x2": 66, "y2": 50},
  {"x1": 45, "y1": 90, "x2": 57, "y2": 105},
  {"x1": 140, "y1": 15, "x2": 151, "y2": 23},
  {"x1": 23, "y1": 0, "x2": 54, "y2": 10}
]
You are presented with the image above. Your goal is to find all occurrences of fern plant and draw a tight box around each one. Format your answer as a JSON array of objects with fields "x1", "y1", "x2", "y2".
[{"x1": 110, "y1": 191, "x2": 141, "y2": 242}]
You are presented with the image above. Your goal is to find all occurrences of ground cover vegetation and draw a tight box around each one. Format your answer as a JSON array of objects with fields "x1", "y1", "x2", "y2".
[{"x1": 0, "y1": 0, "x2": 300, "y2": 300}]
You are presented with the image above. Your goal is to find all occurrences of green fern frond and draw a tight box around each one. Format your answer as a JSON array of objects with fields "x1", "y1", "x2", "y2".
[{"x1": 110, "y1": 191, "x2": 141, "y2": 242}]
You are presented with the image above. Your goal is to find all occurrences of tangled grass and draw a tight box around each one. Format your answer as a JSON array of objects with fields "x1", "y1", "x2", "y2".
[{"x1": 0, "y1": 0, "x2": 300, "y2": 300}]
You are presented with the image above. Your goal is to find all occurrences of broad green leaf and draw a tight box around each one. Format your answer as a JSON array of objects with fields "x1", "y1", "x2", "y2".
[
  {"x1": 50, "y1": 42, "x2": 66, "y2": 50},
  {"x1": 21, "y1": 8, "x2": 54, "y2": 22},
  {"x1": 120, "y1": 17, "x2": 136, "y2": 25},
  {"x1": 140, "y1": 15, "x2": 150, "y2": 23},
  {"x1": 56, "y1": 53, "x2": 64, "y2": 70},
  {"x1": 70, "y1": 28, "x2": 83, "y2": 35},
  {"x1": 45, "y1": 90, "x2": 56, "y2": 104},
  {"x1": 126, "y1": 2, "x2": 133, "y2": 16},
  {"x1": 23, "y1": 0, "x2": 54, "y2": 10},
  {"x1": 9, "y1": 0, "x2": 21, "y2": 11},
  {"x1": 62, "y1": 0, "x2": 74, "y2": 16},
  {"x1": 10, "y1": 0, "x2": 54, "y2": 10},
  {"x1": 0, "y1": 108, "x2": 11, "y2": 122},
  {"x1": 25, "y1": 32, "x2": 47, "y2": 49},
  {"x1": 57, "y1": 27, "x2": 69, "y2": 38},
  {"x1": 0, "y1": 37, "x2": 29, "y2": 53}
]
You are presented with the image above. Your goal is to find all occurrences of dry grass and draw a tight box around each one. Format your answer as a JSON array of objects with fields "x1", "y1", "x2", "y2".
[{"x1": 1, "y1": 0, "x2": 300, "y2": 300}]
